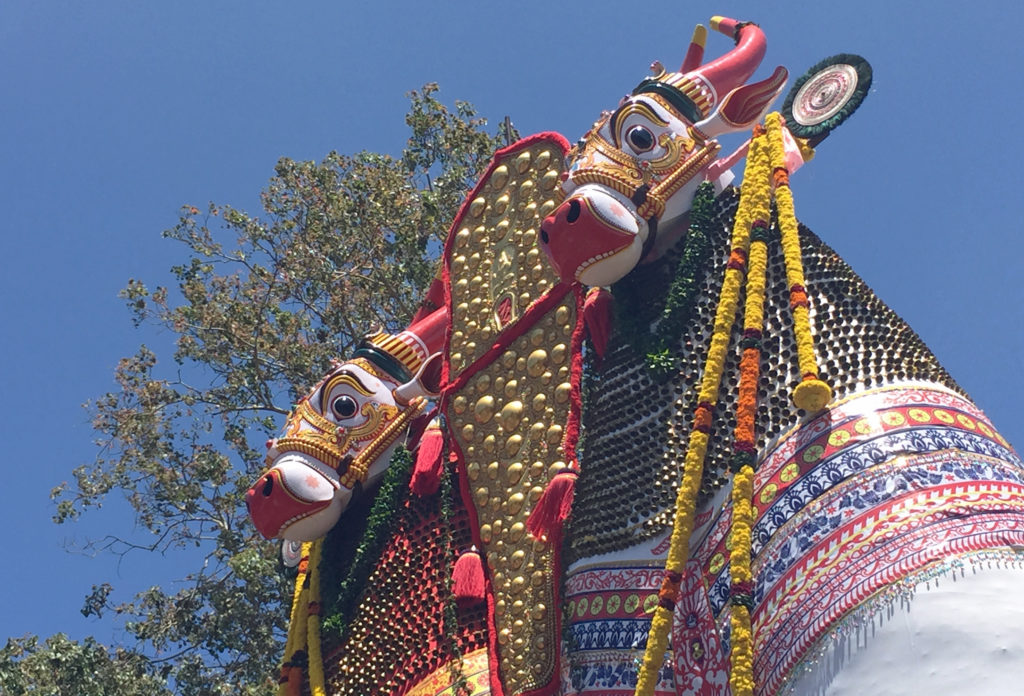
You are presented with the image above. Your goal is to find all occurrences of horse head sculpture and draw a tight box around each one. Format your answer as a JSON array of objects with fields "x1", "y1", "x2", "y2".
[
  {"x1": 540, "y1": 16, "x2": 789, "y2": 286},
  {"x1": 246, "y1": 307, "x2": 445, "y2": 541}
]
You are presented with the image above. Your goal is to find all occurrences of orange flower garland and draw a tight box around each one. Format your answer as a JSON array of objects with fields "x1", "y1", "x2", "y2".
[
  {"x1": 633, "y1": 128, "x2": 773, "y2": 696},
  {"x1": 728, "y1": 130, "x2": 773, "y2": 696}
]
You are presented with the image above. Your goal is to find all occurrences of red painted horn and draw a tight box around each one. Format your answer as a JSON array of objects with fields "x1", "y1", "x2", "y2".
[{"x1": 694, "y1": 17, "x2": 767, "y2": 103}]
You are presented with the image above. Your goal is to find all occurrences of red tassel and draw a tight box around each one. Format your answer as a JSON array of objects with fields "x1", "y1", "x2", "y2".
[
  {"x1": 584, "y1": 287, "x2": 614, "y2": 360},
  {"x1": 526, "y1": 468, "x2": 578, "y2": 541},
  {"x1": 410, "y1": 425, "x2": 444, "y2": 496},
  {"x1": 452, "y1": 547, "x2": 486, "y2": 606}
]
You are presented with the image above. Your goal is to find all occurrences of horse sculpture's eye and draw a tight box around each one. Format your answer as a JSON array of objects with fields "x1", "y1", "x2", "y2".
[
  {"x1": 626, "y1": 125, "x2": 655, "y2": 153},
  {"x1": 331, "y1": 395, "x2": 358, "y2": 420}
]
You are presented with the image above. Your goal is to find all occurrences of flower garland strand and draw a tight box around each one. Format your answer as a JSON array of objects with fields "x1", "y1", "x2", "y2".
[
  {"x1": 321, "y1": 446, "x2": 414, "y2": 638},
  {"x1": 633, "y1": 132, "x2": 773, "y2": 696},
  {"x1": 765, "y1": 112, "x2": 832, "y2": 412},
  {"x1": 306, "y1": 538, "x2": 326, "y2": 696},
  {"x1": 279, "y1": 543, "x2": 312, "y2": 696},
  {"x1": 727, "y1": 129, "x2": 773, "y2": 696},
  {"x1": 612, "y1": 182, "x2": 718, "y2": 381}
]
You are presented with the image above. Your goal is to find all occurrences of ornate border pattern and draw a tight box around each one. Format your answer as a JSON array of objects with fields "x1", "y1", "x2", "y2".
[{"x1": 687, "y1": 384, "x2": 1022, "y2": 695}]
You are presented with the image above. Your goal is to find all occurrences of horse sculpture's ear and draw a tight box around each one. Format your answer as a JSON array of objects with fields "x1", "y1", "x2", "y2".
[
  {"x1": 700, "y1": 65, "x2": 789, "y2": 138},
  {"x1": 393, "y1": 352, "x2": 444, "y2": 404}
]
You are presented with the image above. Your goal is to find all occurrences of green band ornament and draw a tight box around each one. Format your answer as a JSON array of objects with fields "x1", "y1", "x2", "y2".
[{"x1": 781, "y1": 53, "x2": 873, "y2": 142}]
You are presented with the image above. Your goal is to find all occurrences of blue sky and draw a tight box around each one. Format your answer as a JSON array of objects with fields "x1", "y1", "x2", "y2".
[{"x1": 3, "y1": 0, "x2": 1022, "y2": 652}]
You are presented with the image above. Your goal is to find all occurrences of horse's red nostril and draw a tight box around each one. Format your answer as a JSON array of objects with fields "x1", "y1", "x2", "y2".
[{"x1": 262, "y1": 475, "x2": 274, "y2": 497}]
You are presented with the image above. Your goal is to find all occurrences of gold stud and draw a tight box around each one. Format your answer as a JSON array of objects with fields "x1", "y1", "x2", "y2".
[
  {"x1": 473, "y1": 396, "x2": 495, "y2": 423},
  {"x1": 506, "y1": 492, "x2": 526, "y2": 516},
  {"x1": 540, "y1": 169, "x2": 560, "y2": 192},
  {"x1": 507, "y1": 520, "x2": 526, "y2": 541},
  {"x1": 551, "y1": 343, "x2": 567, "y2": 364},
  {"x1": 475, "y1": 373, "x2": 491, "y2": 393},
  {"x1": 500, "y1": 400, "x2": 524, "y2": 432},
  {"x1": 505, "y1": 434, "x2": 523, "y2": 456},
  {"x1": 515, "y1": 151, "x2": 532, "y2": 173},
  {"x1": 554, "y1": 382, "x2": 571, "y2": 404},
  {"x1": 546, "y1": 425, "x2": 563, "y2": 446},
  {"x1": 492, "y1": 164, "x2": 510, "y2": 189}
]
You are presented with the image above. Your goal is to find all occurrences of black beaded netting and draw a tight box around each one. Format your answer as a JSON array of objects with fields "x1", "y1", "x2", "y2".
[{"x1": 567, "y1": 187, "x2": 961, "y2": 562}]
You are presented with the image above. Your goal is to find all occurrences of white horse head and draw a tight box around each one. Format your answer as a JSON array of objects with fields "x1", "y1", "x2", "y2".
[
  {"x1": 539, "y1": 16, "x2": 788, "y2": 286},
  {"x1": 246, "y1": 309, "x2": 445, "y2": 541}
]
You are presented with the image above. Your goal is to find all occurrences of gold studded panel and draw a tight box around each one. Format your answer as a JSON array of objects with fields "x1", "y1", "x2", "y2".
[
  {"x1": 446, "y1": 135, "x2": 568, "y2": 375},
  {"x1": 444, "y1": 134, "x2": 572, "y2": 696}
]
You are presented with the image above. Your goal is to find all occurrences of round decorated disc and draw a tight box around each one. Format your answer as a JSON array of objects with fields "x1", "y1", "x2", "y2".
[{"x1": 782, "y1": 54, "x2": 872, "y2": 139}]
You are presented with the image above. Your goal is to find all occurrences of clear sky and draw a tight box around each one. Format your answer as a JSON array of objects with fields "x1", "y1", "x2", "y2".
[{"x1": 3, "y1": 0, "x2": 1023, "y2": 652}]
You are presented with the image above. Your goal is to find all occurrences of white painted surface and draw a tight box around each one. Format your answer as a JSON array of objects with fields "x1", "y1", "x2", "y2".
[{"x1": 782, "y1": 566, "x2": 1024, "y2": 695}]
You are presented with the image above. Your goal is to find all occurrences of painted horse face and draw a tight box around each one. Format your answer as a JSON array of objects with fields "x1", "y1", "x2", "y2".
[
  {"x1": 540, "y1": 95, "x2": 721, "y2": 286},
  {"x1": 246, "y1": 308, "x2": 446, "y2": 541},
  {"x1": 540, "y1": 17, "x2": 787, "y2": 287},
  {"x1": 246, "y1": 358, "x2": 423, "y2": 541}
]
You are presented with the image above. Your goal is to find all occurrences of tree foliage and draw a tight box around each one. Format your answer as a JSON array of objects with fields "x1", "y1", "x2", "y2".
[
  {"x1": 39, "y1": 85, "x2": 512, "y2": 694},
  {"x1": 0, "y1": 634, "x2": 171, "y2": 696}
]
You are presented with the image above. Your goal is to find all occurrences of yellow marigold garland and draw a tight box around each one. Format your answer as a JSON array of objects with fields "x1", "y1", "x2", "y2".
[
  {"x1": 765, "y1": 112, "x2": 832, "y2": 412},
  {"x1": 279, "y1": 543, "x2": 312, "y2": 696},
  {"x1": 306, "y1": 538, "x2": 326, "y2": 696},
  {"x1": 633, "y1": 129, "x2": 773, "y2": 696},
  {"x1": 728, "y1": 467, "x2": 756, "y2": 696},
  {"x1": 727, "y1": 131, "x2": 773, "y2": 696}
]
